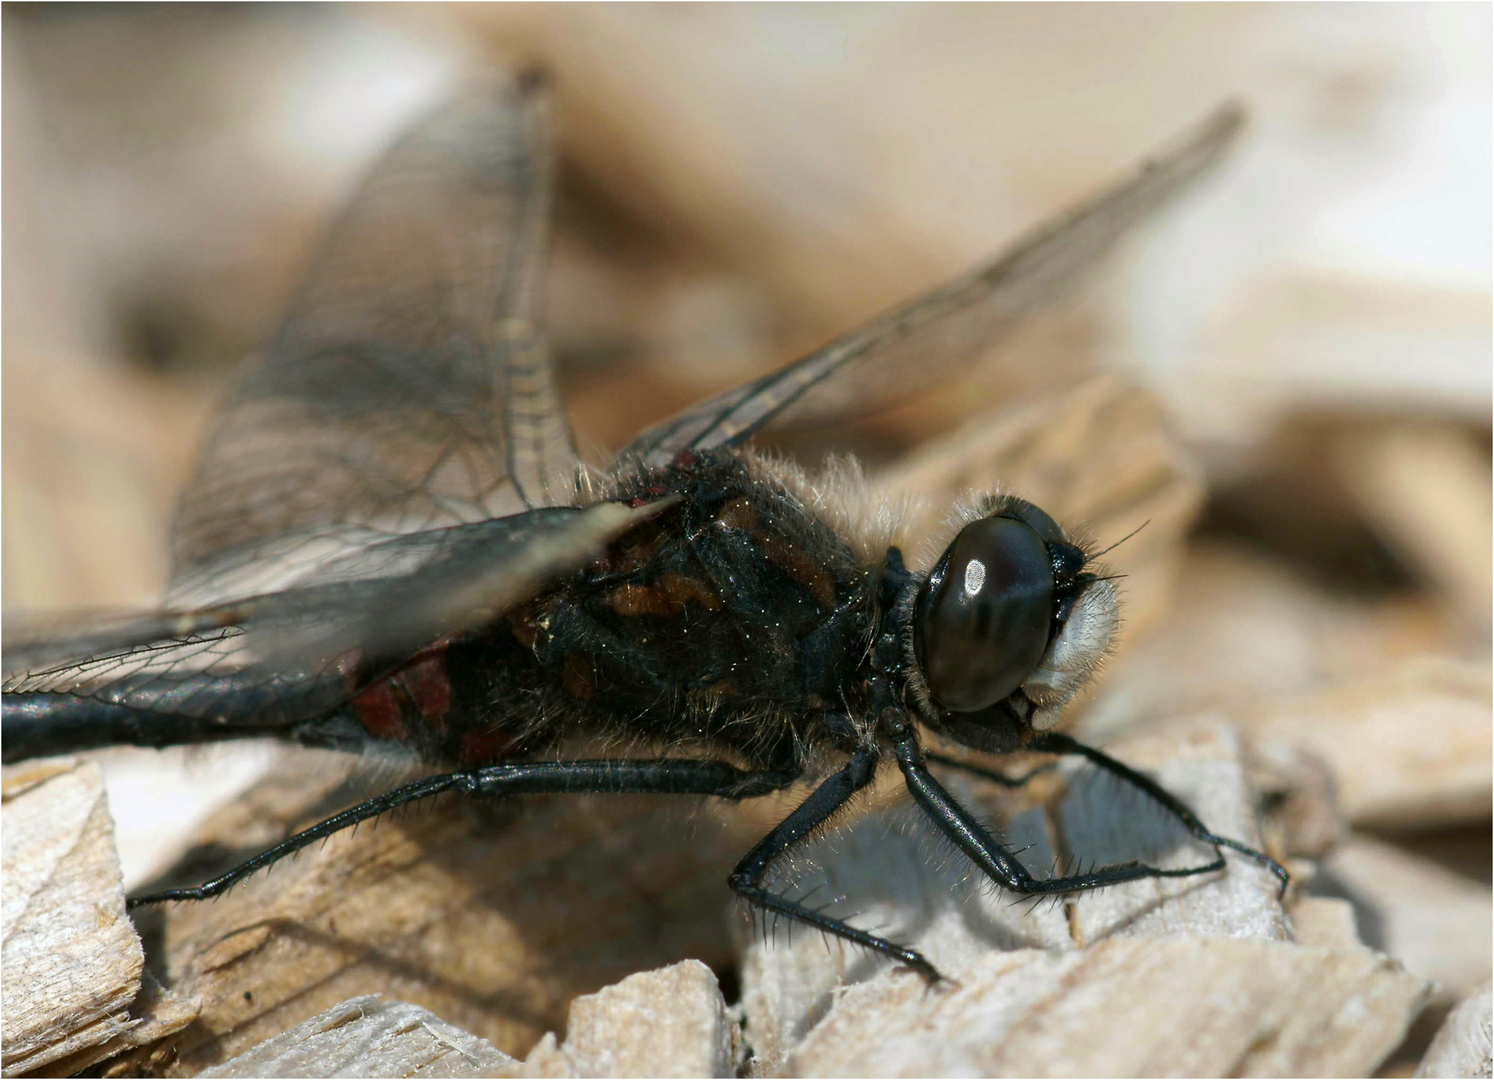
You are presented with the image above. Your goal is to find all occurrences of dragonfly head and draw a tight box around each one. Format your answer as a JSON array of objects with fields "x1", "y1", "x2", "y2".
[{"x1": 907, "y1": 497, "x2": 1118, "y2": 752}]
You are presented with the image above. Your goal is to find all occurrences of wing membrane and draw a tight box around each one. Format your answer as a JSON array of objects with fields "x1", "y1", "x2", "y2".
[
  {"x1": 629, "y1": 103, "x2": 1244, "y2": 464},
  {"x1": 169, "y1": 76, "x2": 578, "y2": 606},
  {"x1": 3, "y1": 500, "x2": 672, "y2": 758}
]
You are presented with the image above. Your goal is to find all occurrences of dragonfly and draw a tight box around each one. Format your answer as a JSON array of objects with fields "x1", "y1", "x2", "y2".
[{"x1": 2, "y1": 74, "x2": 1286, "y2": 982}]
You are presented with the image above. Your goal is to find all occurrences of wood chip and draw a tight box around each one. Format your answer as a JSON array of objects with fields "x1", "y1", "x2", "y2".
[
  {"x1": 514, "y1": 961, "x2": 735, "y2": 1078},
  {"x1": 1416, "y1": 982, "x2": 1493, "y2": 1079},
  {"x1": 737, "y1": 718, "x2": 1298, "y2": 1073},
  {"x1": 1240, "y1": 736, "x2": 1345, "y2": 860},
  {"x1": 36, "y1": 971, "x2": 198, "y2": 1079},
  {"x1": 1331, "y1": 422, "x2": 1492, "y2": 636},
  {"x1": 140, "y1": 751, "x2": 763, "y2": 1073},
  {"x1": 1290, "y1": 897, "x2": 1365, "y2": 952},
  {"x1": 1319, "y1": 835, "x2": 1492, "y2": 1007},
  {"x1": 1248, "y1": 658, "x2": 1492, "y2": 830},
  {"x1": 197, "y1": 995, "x2": 515, "y2": 1079},
  {"x1": 1074, "y1": 544, "x2": 1491, "y2": 830},
  {"x1": 784, "y1": 937, "x2": 1429, "y2": 1077},
  {"x1": 1, "y1": 759, "x2": 148, "y2": 1077}
]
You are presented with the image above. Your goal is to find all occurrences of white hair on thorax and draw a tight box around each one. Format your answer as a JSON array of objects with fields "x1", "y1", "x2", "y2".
[{"x1": 740, "y1": 449, "x2": 909, "y2": 565}]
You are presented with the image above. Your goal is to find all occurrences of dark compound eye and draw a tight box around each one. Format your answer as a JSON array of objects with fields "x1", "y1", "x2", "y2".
[
  {"x1": 914, "y1": 515, "x2": 1053, "y2": 713},
  {"x1": 1001, "y1": 499, "x2": 1065, "y2": 546}
]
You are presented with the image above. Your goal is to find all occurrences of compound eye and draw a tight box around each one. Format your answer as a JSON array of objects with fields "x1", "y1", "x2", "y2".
[{"x1": 915, "y1": 516, "x2": 1053, "y2": 713}]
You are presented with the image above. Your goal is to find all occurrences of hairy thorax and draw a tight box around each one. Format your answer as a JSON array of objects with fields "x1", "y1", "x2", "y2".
[{"x1": 347, "y1": 452, "x2": 881, "y2": 770}]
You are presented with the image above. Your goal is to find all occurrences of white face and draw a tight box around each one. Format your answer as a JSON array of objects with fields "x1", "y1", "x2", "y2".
[{"x1": 1021, "y1": 576, "x2": 1118, "y2": 730}]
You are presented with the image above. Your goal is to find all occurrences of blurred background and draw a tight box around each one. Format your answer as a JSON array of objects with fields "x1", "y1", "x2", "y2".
[{"x1": 3, "y1": 4, "x2": 1488, "y2": 1073}]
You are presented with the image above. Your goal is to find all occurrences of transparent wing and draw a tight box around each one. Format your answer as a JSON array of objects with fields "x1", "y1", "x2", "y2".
[
  {"x1": 3, "y1": 500, "x2": 671, "y2": 758},
  {"x1": 1, "y1": 79, "x2": 667, "y2": 761},
  {"x1": 628, "y1": 103, "x2": 1244, "y2": 465},
  {"x1": 168, "y1": 75, "x2": 579, "y2": 607}
]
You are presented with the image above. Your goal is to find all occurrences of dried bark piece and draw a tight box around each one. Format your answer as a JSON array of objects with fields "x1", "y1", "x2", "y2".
[
  {"x1": 1, "y1": 759, "x2": 150, "y2": 1077},
  {"x1": 1416, "y1": 982, "x2": 1492, "y2": 1079},
  {"x1": 1319, "y1": 835, "x2": 1492, "y2": 1007},
  {"x1": 1330, "y1": 422, "x2": 1492, "y2": 636},
  {"x1": 736, "y1": 719, "x2": 1289, "y2": 1073},
  {"x1": 1240, "y1": 736, "x2": 1345, "y2": 860},
  {"x1": 515, "y1": 961, "x2": 735, "y2": 1078},
  {"x1": 142, "y1": 750, "x2": 759, "y2": 1074},
  {"x1": 734, "y1": 773, "x2": 1071, "y2": 1072},
  {"x1": 1075, "y1": 543, "x2": 1466, "y2": 736},
  {"x1": 1248, "y1": 657, "x2": 1491, "y2": 830},
  {"x1": 1289, "y1": 897, "x2": 1364, "y2": 951},
  {"x1": 784, "y1": 937, "x2": 1429, "y2": 1077},
  {"x1": 1075, "y1": 544, "x2": 1491, "y2": 830},
  {"x1": 872, "y1": 375, "x2": 1204, "y2": 642},
  {"x1": 39, "y1": 971, "x2": 198, "y2": 1079},
  {"x1": 1056, "y1": 720, "x2": 1290, "y2": 946},
  {"x1": 197, "y1": 995, "x2": 515, "y2": 1079}
]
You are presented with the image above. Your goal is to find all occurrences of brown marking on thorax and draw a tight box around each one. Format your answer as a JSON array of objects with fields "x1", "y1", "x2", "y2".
[
  {"x1": 561, "y1": 653, "x2": 597, "y2": 699},
  {"x1": 717, "y1": 495, "x2": 837, "y2": 609},
  {"x1": 607, "y1": 573, "x2": 722, "y2": 617}
]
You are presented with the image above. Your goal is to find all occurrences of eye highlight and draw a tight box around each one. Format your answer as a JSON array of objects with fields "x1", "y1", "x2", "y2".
[
  {"x1": 962, "y1": 559, "x2": 987, "y2": 597},
  {"x1": 914, "y1": 515, "x2": 1054, "y2": 713}
]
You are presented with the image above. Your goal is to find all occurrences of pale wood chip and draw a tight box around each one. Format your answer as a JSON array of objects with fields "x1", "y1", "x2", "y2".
[
  {"x1": 1240, "y1": 735, "x2": 1345, "y2": 859},
  {"x1": 1290, "y1": 897, "x2": 1365, "y2": 951},
  {"x1": 1, "y1": 759, "x2": 145, "y2": 1077},
  {"x1": 1057, "y1": 719, "x2": 1290, "y2": 946},
  {"x1": 737, "y1": 718, "x2": 1291, "y2": 1073},
  {"x1": 1416, "y1": 982, "x2": 1493, "y2": 1079},
  {"x1": 1330, "y1": 422, "x2": 1492, "y2": 636},
  {"x1": 1249, "y1": 658, "x2": 1492, "y2": 830},
  {"x1": 734, "y1": 775, "x2": 1071, "y2": 1072},
  {"x1": 511, "y1": 960, "x2": 734, "y2": 1078},
  {"x1": 1075, "y1": 545, "x2": 1490, "y2": 831},
  {"x1": 34, "y1": 971, "x2": 199, "y2": 1079},
  {"x1": 142, "y1": 751, "x2": 763, "y2": 1073},
  {"x1": 785, "y1": 937, "x2": 1430, "y2": 1077},
  {"x1": 1320, "y1": 835, "x2": 1492, "y2": 1007},
  {"x1": 195, "y1": 995, "x2": 515, "y2": 1079}
]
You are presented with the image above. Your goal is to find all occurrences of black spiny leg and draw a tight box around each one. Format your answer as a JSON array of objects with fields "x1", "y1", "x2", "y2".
[
  {"x1": 1030, "y1": 732, "x2": 1290, "y2": 896},
  {"x1": 727, "y1": 748, "x2": 942, "y2": 982},
  {"x1": 129, "y1": 758, "x2": 798, "y2": 908},
  {"x1": 895, "y1": 732, "x2": 1234, "y2": 896}
]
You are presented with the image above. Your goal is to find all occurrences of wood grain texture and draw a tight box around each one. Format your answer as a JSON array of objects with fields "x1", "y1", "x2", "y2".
[
  {"x1": 1072, "y1": 546, "x2": 1492, "y2": 832},
  {"x1": 782, "y1": 937, "x2": 1429, "y2": 1078},
  {"x1": 1, "y1": 760, "x2": 148, "y2": 1076},
  {"x1": 1321, "y1": 836, "x2": 1493, "y2": 1009},
  {"x1": 734, "y1": 719, "x2": 1303, "y2": 1074},
  {"x1": 197, "y1": 995, "x2": 516, "y2": 1079},
  {"x1": 513, "y1": 961, "x2": 735, "y2": 1078},
  {"x1": 1416, "y1": 982, "x2": 1493, "y2": 1080},
  {"x1": 132, "y1": 750, "x2": 771, "y2": 1074}
]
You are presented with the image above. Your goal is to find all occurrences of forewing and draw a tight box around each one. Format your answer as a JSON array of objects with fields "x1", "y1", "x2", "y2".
[
  {"x1": 3, "y1": 501, "x2": 671, "y2": 752},
  {"x1": 629, "y1": 103, "x2": 1243, "y2": 464},
  {"x1": 168, "y1": 76, "x2": 579, "y2": 607}
]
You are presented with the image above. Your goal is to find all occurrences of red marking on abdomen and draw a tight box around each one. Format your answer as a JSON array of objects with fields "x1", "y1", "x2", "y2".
[
  {"x1": 349, "y1": 645, "x2": 453, "y2": 742},
  {"x1": 400, "y1": 651, "x2": 452, "y2": 725},
  {"x1": 461, "y1": 727, "x2": 517, "y2": 765},
  {"x1": 352, "y1": 681, "x2": 405, "y2": 740}
]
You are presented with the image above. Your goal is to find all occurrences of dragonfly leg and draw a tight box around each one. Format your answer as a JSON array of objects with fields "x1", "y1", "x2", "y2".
[
  {"x1": 128, "y1": 757, "x2": 799, "y2": 908},
  {"x1": 895, "y1": 731, "x2": 1234, "y2": 895},
  {"x1": 1029, "y1": 732, "x2": 1291, "y2": 896},
  {"x1": 727, "y1": 747, "x2": 942, "y2": 983}
]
